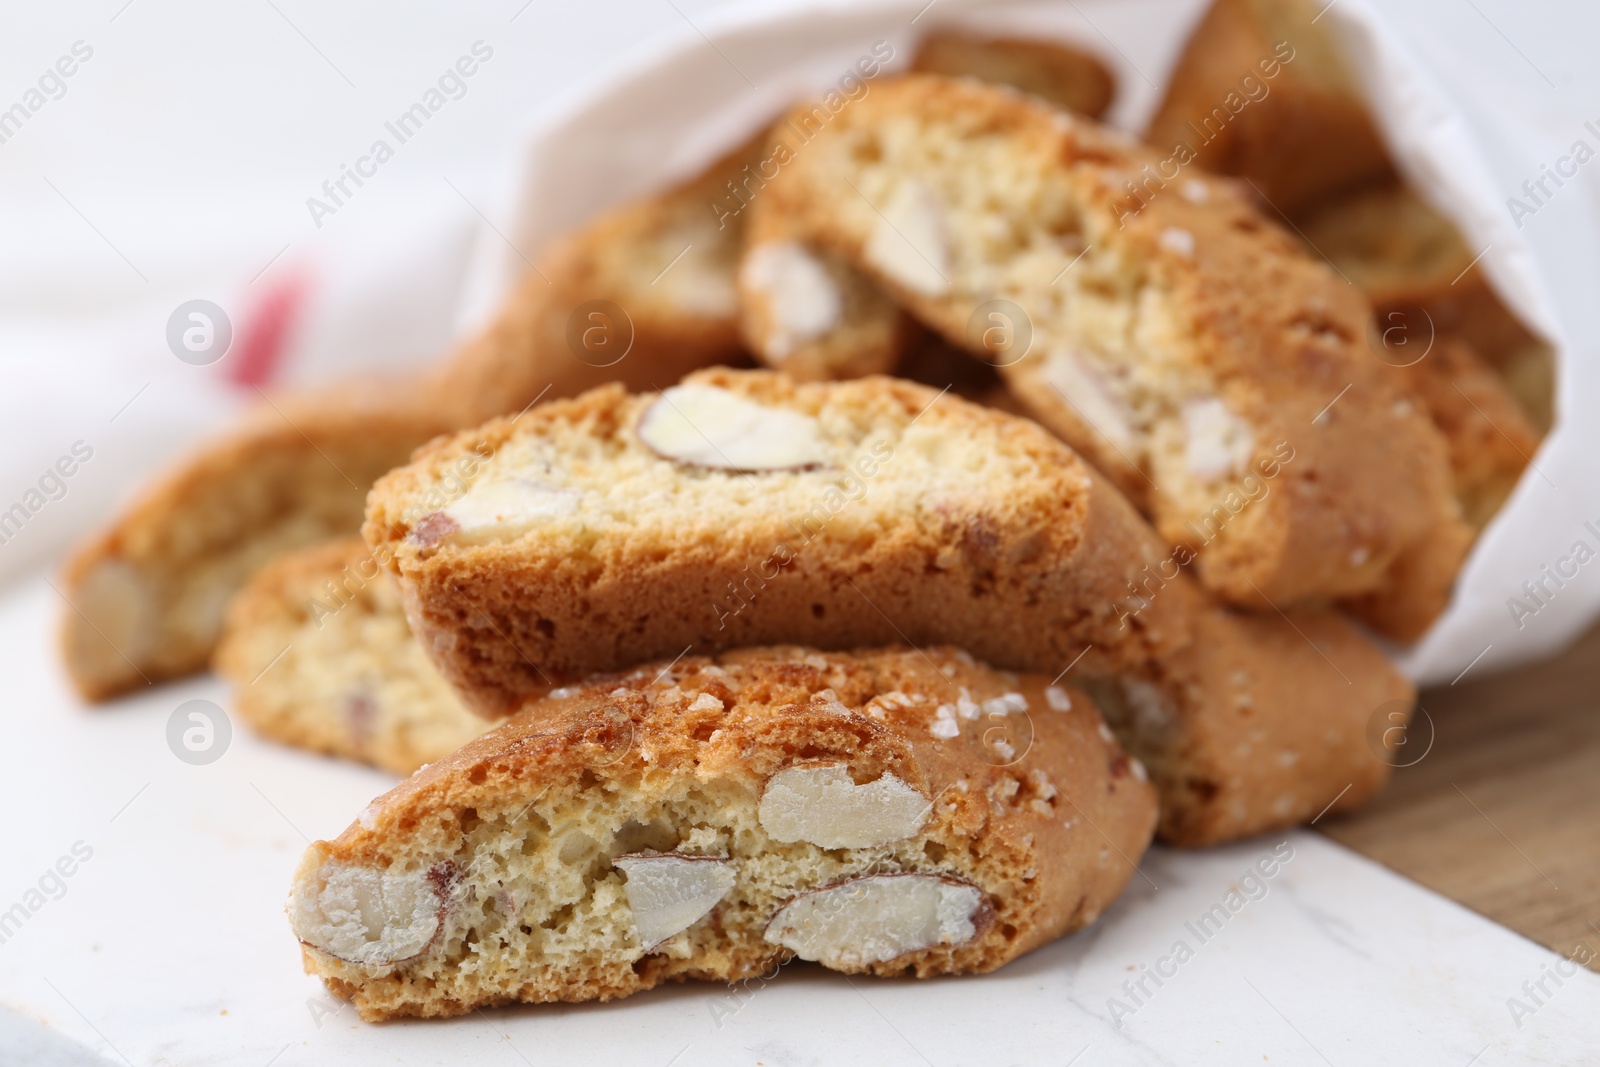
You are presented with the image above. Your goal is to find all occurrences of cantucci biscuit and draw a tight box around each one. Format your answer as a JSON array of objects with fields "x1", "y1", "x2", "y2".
[
  {"x1": 364, "y1": 369, "x2": 1204, "y2": 717},
  {"x1": 750, "y1": 74, "x2": 1465, "y2": 638},
  {"x1": 59, "y1": 381, "x2": 456, "y2": 701},
  {"x1": 1144, "y1": 0, "x2": 1392, "y2": 215},
  {"x1": 912, "y1": 31, "x2": 1115, "y2": 119},
  {"x1": 1086, "y1": 603, "x2": 1414, "y2": 846},
  {"x1": 287, "y1": 646, "x2": 1157, "y2": 1019},
  {"x1": 215, "y1": 538, "x2": 487, "y2": 776}
]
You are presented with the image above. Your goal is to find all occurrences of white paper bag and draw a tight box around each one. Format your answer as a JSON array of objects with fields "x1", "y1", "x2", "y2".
[{"x1": 456, "y1": 0, "x2": 1597, "y2": 686}]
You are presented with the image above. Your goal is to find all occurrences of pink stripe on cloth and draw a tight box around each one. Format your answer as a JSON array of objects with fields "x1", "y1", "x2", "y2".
[{"x1": 225, "y1": 268, "x2": 311, "y2": 389}]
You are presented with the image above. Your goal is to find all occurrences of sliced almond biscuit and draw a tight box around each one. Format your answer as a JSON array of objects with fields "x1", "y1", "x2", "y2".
[
  {"x1": 364, "y1": 369, "x2": 1206, "y2": 718},
  {"x1": 287, "y1": 646, "x2": 1157, "y2": 1019},
  {"x1": 215, "y1": 538, "x2": 488, "y2": 776},
  {"x1": 59, "y1": 381, "x2": 457, "y2": 701},
  {"x1": 750, "y1": 73, "x2": 1465, "y2": 640},
  {"x1": 1144, "y1": 0, "x2": 1393, "y2": 215},
  {"x1": 1084, "y1": 601, "x2": 1414, "y2": 846},
  {"x1": 912, "y1": 31, "x2": 1116, "y2": 119}
]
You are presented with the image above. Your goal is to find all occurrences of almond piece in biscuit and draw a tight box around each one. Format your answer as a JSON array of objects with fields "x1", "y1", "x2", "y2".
[
  {"x1": 286, "y1": 646, "x2": 1157, "y2": 1019},
  {"x1": 214, "y1": 538, "x2": 488, "y2": 776},
  {"x1": 737, "y1": 229, "x2": 914, "y2": 382},
  {"x1": 752, "y1": 73, "x2": 1465, "y2": 639},
  {"x1": 364, "y1": 369, "x2": 1205, "y2": 718}
]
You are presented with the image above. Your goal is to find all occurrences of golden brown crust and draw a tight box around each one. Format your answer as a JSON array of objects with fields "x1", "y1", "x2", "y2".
[
  {"x1": 1331, "y1": 340, "x2": 1536, "y2": 639},
  {"x1": 1394, "y1": 338, "x2": 1539, "y2": 529},
  {"x1": 59, "y1": 380, "x2": 457, "y2": 701},
  {"x1": 1299, "y1": 181, "x2": 1542, "y2": 371},
  {"x1": 911, "y1": 31, "x2": 1116, "y2": 119},
  {"x1": 292, "y1": 646, "x2": 1158, "y2": 1019},
  {"x1": 364, "y1": 369, "x2": 1205, "y2": 718},
  {"x1": 752, "y1": 73, "x2": 1461, "y2": 636},
  {"x1": 1144, "y1": 0, "x2": 1393, "y2": 215},
  {"x1": 1090, "y1": 604, "x2": 1413, "y2": 846},
  {"x1": 215, "y1": 538, "x2": 486, "y2": 775}
]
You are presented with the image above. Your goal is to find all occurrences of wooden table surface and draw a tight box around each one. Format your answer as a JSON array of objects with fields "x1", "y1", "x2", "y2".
[{"x1": 1321, "y1": 622, "x2": 1600, "y2": 971}]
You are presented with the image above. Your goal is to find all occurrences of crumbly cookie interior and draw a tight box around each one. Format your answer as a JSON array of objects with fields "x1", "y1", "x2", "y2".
[
  {"x1": 218, "y1": 540, "x2": 487, "y2": 775},
  {"x1": 404, "y1": 376, "x2": 1067, "y2": 550},
  {"x1": 290, "y1": 647, "x2": 1148, "y2": 1020},
  {"x1": 799, "y1": 100, "x2": 1258, "y2": 536}
]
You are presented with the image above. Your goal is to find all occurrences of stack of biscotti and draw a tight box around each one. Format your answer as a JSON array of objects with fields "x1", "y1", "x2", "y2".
[
  {"x1": 278, "y1": 367, "x2": 1181, "y2": 1017},
  {"x1": 265, "y1": 367, "x2": 1411, "y2": 1020},
  {"x1": 1146, "y1": 0, "x2": 1549, "y2": 510},
  {"x1": 64, "y1": 25, "x2": 1492, "y2": 1023},
  {"x1": 264, "y1": 54, "x2": 1433, "y2": 1020}
]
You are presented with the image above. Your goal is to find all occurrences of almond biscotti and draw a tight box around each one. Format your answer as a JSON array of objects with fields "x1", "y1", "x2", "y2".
[
  {"x1": 750, "y1": 74, "x2": 1463, "y2": 636},
  {"x1": 738, "y1": 213, "x2": 914, "y2": 381},
  {"x1": 1298, "y1": 182, "x2": 1547, "y2": 384},
  {"x1": 365, "y1": 369, "x2": 1206, "y2": 718},
  {"x1": 1144, "y1": 0, "x2": 1393, "y2": 215},
  {"x1": 287, "y1": 646, "x2": 1158, "y2": 1019},
  {"x1": 59, "y1": 381, "x2": 458, "y2": 701},
  {"x1": 1087, "y1": 602, "x2": 1414, "y2": 847},
  {"x1": 1395, "y1": 338, "x2": 1540, "y2": 531},
  {"x1": 911, "y1": 31, "x2": 1115, "y2": 119},
  {"x1": 215, "y1": 539, "x2": 487, "y2": 776}
]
